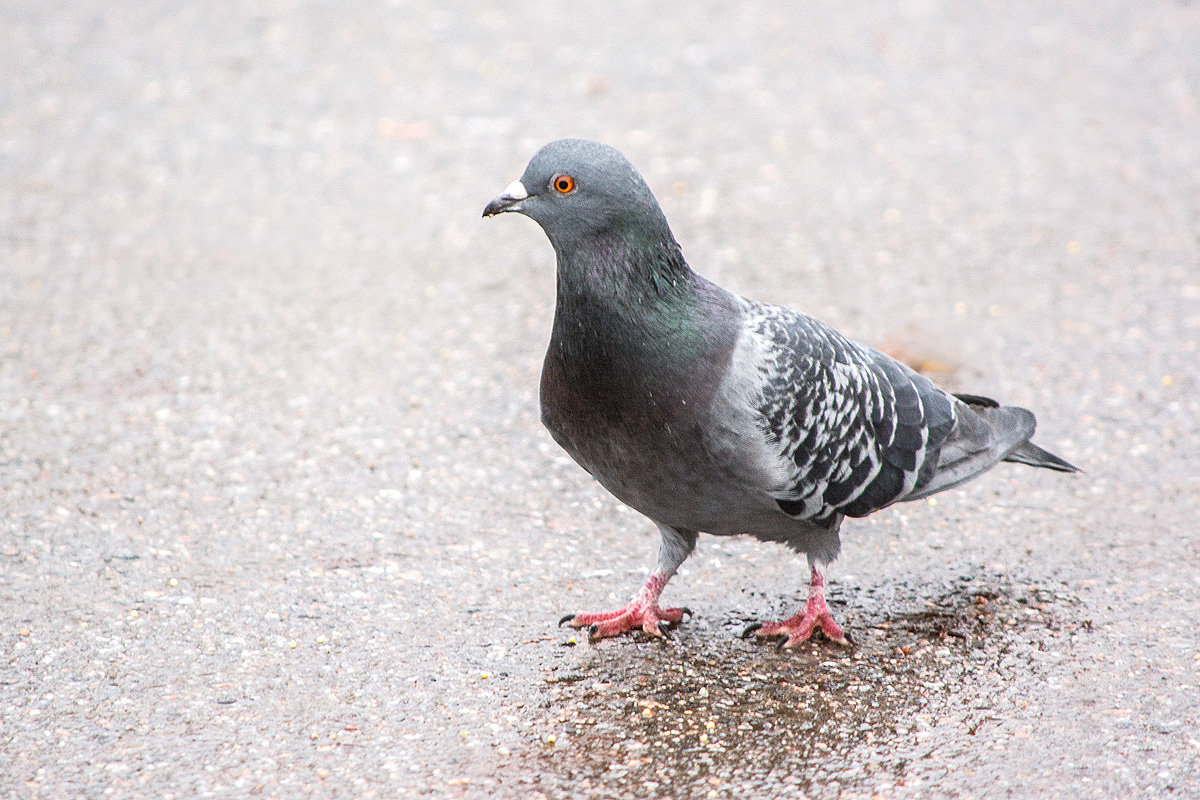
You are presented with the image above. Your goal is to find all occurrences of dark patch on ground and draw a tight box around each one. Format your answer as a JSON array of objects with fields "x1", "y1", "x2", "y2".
[{"x1": 507, "y1": 573, "x2": 1084, "y2": 799}]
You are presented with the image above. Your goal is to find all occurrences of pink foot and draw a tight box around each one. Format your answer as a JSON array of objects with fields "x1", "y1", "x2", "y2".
[
  {"x1": 745, "y1": 566, "x2": 852, "y2": 649},
  {"x1": 560, "y1": 603, "x2": 691, "y2": 640},
  {"x1": 559, "y1": 571, "x2": 691, "y2": 641}
]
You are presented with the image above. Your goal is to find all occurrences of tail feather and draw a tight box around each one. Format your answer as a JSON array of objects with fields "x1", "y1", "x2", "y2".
[
  {"x1": 1003, "y1": 441, "x2": 1080, "y2": 473},
  {"x1": 902, "y1": 398, "x2": 1078, "y2": 503}
]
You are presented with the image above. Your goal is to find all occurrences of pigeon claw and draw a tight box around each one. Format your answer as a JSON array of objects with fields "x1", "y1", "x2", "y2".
[
  {"x1": 748, "y1": 597, "x2": 852, "y2": 650},
  {"x1": 741, "y1": 621, "x2": 765, "y2": 639},
  {"x1": 562, "y1": 603, "x2": 691, "y2": 642}
]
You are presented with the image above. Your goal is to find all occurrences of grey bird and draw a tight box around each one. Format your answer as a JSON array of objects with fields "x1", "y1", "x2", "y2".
[{"x1": 483, "y1": 139, "x2": 1078, "y2": 647}]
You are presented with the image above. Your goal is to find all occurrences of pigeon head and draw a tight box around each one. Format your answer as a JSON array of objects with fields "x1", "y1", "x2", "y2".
[{"x1": 483, "y1": 139, "x2": 673, "y2": 253}]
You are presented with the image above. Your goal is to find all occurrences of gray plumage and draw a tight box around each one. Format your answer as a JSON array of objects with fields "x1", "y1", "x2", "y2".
[{"x1": 484, "y1": 138, "x2": 1077, "y2": 644}]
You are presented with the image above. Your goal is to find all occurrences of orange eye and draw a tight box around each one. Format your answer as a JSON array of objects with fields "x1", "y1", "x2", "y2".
[{"x1": 552, "y1": 174, "x2": 576, "y2": 194}]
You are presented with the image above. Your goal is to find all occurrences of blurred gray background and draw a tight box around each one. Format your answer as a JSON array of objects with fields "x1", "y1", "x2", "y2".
[{"x1": 2, "y1": 2, "x2": 1198, "y2": 798}]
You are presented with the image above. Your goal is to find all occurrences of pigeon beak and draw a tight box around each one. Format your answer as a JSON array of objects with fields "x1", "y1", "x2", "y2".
[{"x1": 482, "y1": 180, "x2": 529, "y2": 217}]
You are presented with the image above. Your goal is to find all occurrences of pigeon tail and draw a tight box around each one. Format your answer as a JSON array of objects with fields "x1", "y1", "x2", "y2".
[
  {"x1": 903, "y1": 402, "x2": 1031, "y2": 501},
  {"x1": 974, "y1": 403, "x2": 1039, "y2": 460},
  {"x1": 1003, "y1": 441, "x2": 1080, "y2": 473}
]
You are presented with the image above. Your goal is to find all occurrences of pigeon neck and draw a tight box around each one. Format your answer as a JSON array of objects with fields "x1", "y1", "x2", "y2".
[{"x1": 554, "y1": 228, "x2": 696, "y2": 310}]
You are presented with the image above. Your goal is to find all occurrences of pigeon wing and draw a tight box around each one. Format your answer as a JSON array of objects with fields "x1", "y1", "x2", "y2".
[{"x1": 707, "y1": 299, "x2": 957, "y2": 523}]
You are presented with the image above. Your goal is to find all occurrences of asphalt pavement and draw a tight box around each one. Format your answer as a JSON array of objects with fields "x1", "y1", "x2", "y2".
[{"x1": 3, "y1": 2, "x2": 1199, "y2": 798}]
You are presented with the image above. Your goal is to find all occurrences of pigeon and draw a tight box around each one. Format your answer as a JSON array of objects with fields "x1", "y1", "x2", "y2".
[{"x1": 483, "y1": 139, "x2": 1078, "y2": 648}]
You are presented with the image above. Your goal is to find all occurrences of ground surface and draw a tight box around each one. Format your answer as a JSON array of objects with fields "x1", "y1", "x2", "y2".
[{"x1": 2, "y1": 1, "x2": 1199, "y2": 798}]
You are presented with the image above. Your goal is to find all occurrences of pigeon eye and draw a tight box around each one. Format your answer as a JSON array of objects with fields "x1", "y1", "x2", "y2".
[{"x1": 552, "y1": 175, "x2": 576, "y2": 194}]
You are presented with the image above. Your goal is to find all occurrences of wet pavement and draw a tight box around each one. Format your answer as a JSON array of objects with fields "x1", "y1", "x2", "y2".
[
  {"x1": 525, "y1": 574, "x2": 1086, "y2": 797},
  {"x1": 3, "y1": 1, "x2": 1199, "y2": 798}
]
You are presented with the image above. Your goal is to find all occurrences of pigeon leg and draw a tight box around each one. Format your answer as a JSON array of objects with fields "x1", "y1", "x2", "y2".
[
  {"x1": 561, "y1": 525, "x2": 697, "y2": 641},
  {"x1": 746, "y1": 560, "x2": 851, "y2": 648}
]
